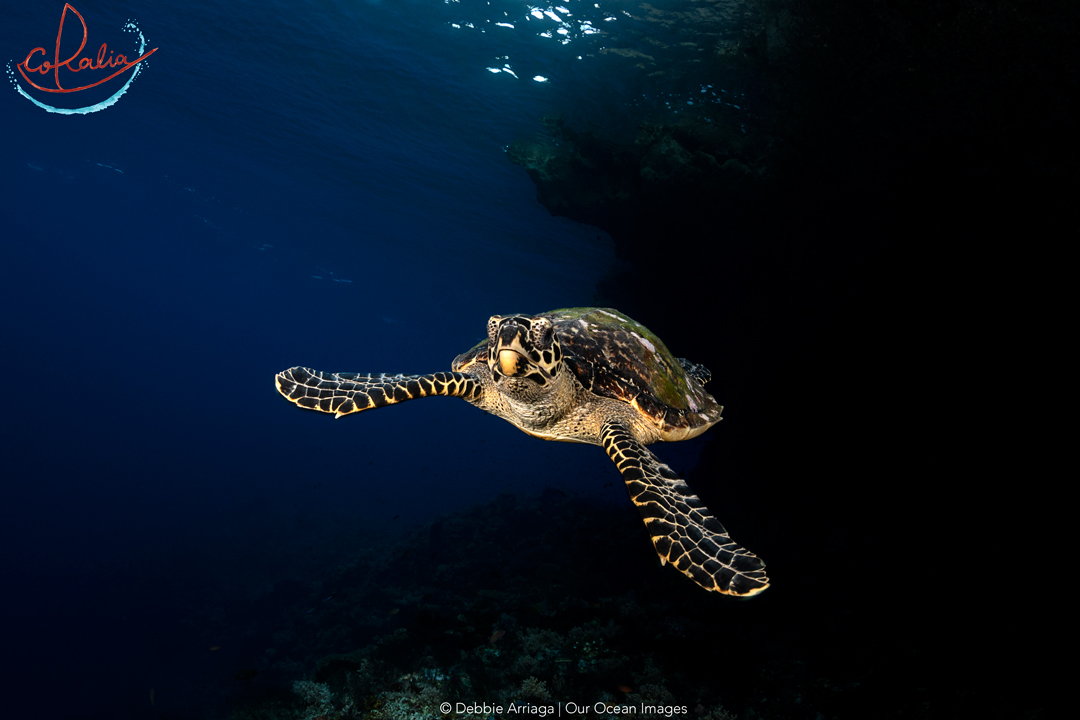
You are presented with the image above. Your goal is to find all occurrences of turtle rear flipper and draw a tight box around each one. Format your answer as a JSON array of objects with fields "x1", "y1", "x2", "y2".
[
  {"x1": 275, "y1": 367, "x2": 482, "y2": 419},
  {"x1": 600, "y1": 420, "x2": 768, "y2": 597}
]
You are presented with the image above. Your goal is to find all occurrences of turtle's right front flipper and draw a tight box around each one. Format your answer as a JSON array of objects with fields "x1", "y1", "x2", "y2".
[{"x1": 275, "y1": 367, "x2": 483, "y2": 419}]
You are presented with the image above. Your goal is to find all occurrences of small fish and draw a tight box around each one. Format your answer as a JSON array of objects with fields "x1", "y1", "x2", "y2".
[
  {"x1": 618, "y1": 685, "x2": 633, "y2": 693},
  {"x1": 389, "y1": 608, "x2": 400, "y2": 615},
  {"x1": 489, "y1": 630, "x2": 505, "y2": 644},
  {"x1": 233, "y1": 668, "x2": 259, "y2": 681},
  {"x1": 150, "y1": 688, "x2": 155, "y2": 706},
  {"x1": 555, "y1": 658, "x2": 572, "y2": 663},
  {"x1": 209, "y1": 646, "x2": 221, "y2": 651}
]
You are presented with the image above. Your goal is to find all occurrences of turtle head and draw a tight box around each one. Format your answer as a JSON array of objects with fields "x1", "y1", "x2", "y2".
[{"x1": 486, "y1": 314, "x2": 563, "y2": 387}]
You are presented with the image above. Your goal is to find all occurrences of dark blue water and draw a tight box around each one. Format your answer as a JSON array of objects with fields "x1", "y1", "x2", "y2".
[{"x1": 1, "y1": 1, "x2": 743, "y2": 715}]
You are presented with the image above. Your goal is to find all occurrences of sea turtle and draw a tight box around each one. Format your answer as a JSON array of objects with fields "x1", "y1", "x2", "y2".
[{"x1": 274, "y1": 308, "x2": 768, "y2": 597}]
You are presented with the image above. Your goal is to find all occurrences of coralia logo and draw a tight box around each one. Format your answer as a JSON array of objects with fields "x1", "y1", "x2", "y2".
[{"x1": 7, "y1": 3, "x2": 158, "y2": 114}]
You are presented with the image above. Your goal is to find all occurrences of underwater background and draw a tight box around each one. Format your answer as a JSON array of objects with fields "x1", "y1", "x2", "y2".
[{"x1": 0, "y1": 0, "x2": 1069, "y2": 718}]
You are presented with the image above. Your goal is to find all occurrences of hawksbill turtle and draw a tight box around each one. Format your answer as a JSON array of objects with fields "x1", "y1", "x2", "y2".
[{"x1": 274, "y1": 308, "x2": 768, "y2": 596}]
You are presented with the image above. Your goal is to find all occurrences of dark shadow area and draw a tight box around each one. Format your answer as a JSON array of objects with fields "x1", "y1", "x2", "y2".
[{"x1": 501, "y1": 1, "x2": 1071, "y2": 717}]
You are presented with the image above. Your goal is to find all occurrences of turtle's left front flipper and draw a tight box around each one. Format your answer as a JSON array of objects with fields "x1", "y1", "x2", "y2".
[
  {"x1": 275, "y1": 367, "x2": 482, "y2": 419},
  {"x1": 600, "y1": 420, "x2": 769, "y2": 597}
]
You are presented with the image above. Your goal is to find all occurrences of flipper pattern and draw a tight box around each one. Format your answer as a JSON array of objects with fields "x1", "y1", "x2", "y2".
[
  {"x1": 275, "y1": 367, "x2": 482, "y2": 418},
  {"x1": 601, "y1": 420, "x2": 769, "y2": 596}
]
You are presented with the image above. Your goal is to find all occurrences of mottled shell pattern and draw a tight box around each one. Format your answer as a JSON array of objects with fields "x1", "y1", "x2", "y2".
[{"x1": 455, "y1": 308, "x2": 723, "y2": 440}]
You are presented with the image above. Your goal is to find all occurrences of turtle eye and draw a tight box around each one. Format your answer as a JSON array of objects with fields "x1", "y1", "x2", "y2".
[{"x1": 529, "y1": 318, "x2": 554, "y2": 349}]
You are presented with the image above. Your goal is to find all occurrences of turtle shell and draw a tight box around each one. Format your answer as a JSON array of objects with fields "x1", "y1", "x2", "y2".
[
  {"x1": 540, "y1": 308, "x2": 722, "y2": 439},
  {"x1": 452, "y1": 308, "x2": 723, "y2": 439}
]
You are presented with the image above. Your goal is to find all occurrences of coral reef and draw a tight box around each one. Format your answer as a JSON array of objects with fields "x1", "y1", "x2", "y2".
[{"x1": 225, "y1": 491, "x2": 769, "y2": 719}]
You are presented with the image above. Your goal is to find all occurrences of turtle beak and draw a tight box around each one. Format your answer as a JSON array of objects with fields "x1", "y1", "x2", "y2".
[
  {"x1": 495, "y1": 322, "x2": 530, "y2": 378},
  {"x1": 498, "y1": 349, "x2": 523, "y2": 376},
  {"x1": 496, "y1": 348, "x2": 552, "y2": 382}
]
